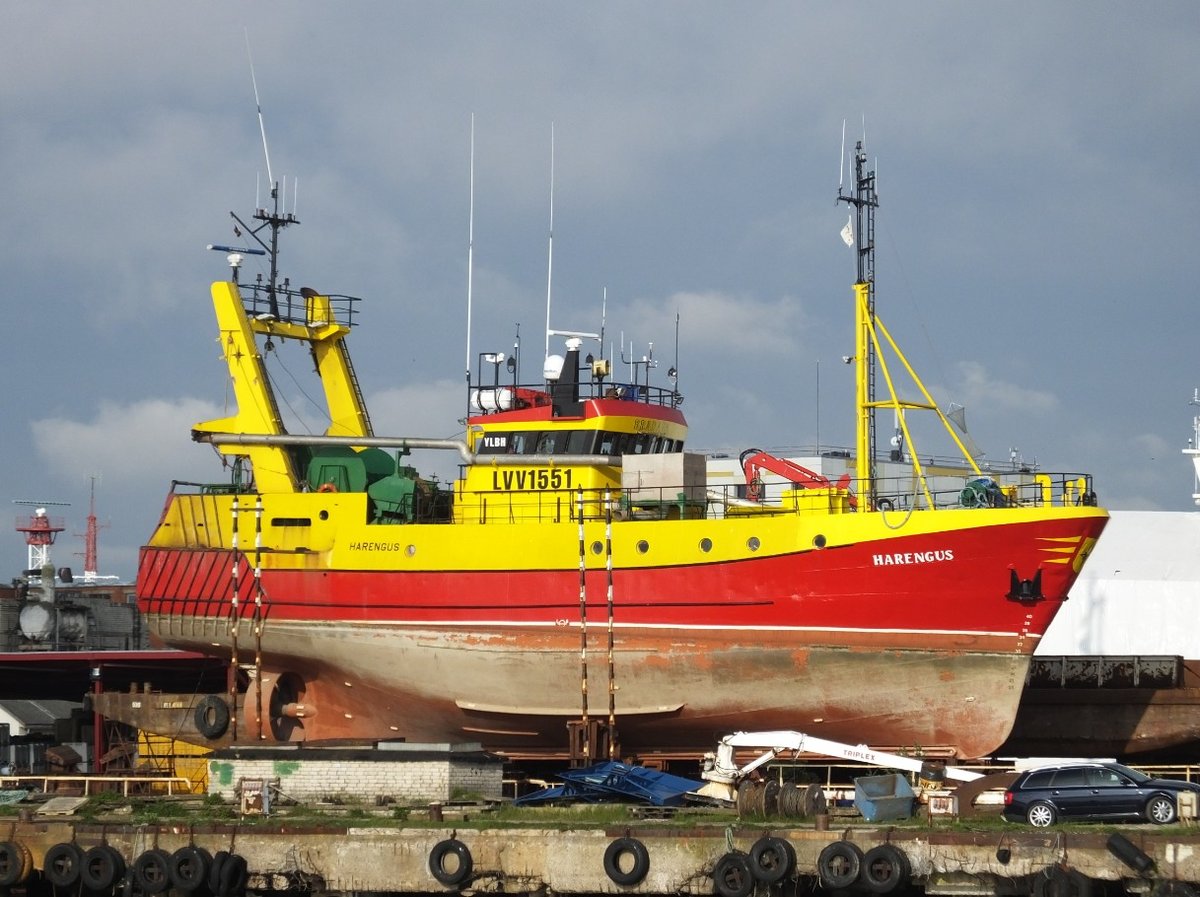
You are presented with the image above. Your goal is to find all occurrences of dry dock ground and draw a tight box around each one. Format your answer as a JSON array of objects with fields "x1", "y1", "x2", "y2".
[{"x1": 2, "y1": 804, "x2": 1199, "y2": 897}]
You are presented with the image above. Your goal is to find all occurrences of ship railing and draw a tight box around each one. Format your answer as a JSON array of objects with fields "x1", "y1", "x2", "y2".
[
  {"x1": 582, "y1": 380, "x2": 681, "y2": 408},
  {"x1": 465, "y1": 473, "x2": 1098, "y2": 524},
  {"x1": 240, "y1": 283, "x2": 362, "y2": 329},
  {"x1": 164, "y1": 471, "x2": 1098, "y2": 529},
  {"x1": 470, "y1": 379, "x2": 682, "y2": 411},
  {"x1": 167, "y1": 478, "x2": 251, "y2": 497},
  {"x1": 458, "y1": 485, "x2": 706, "y2": 524},
  {"x1": 873, "y1": 470, "x2": 1098, "y2": 511},
  {"x1": 708, "y1": 443, "x2": 1053, "y2": 473}
]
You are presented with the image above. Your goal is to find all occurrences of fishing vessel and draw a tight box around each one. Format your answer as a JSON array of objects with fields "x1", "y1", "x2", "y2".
[{"x1": 136, "y1": 142, "x2": 1107, "y2": 760}]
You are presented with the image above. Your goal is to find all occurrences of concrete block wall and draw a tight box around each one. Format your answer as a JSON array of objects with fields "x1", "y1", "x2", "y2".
[{"x1": 207, "y1": 748, "x2": 503, "y2": 804}]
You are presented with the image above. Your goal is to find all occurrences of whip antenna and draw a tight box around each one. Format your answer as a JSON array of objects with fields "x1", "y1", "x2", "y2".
[
  {"x1": 245, "y1": 29, "x2": 274, "y2": 187},
  {"x1": 466, "y1": 113, "x2": 475, "y2": 384},
  {"x1": 544, "y1": 123, "x2": 555, "y2": 361},
  {"x1": 839, "y1": 118, "x2": 846, "y2": 192}
]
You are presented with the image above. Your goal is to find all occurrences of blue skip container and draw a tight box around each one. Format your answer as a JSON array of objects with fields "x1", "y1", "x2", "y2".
[{"x1": 853, "y1": 773, "x2": 915, "y2": 822}]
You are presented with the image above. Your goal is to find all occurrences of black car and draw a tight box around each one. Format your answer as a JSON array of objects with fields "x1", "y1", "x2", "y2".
[{"x1": 1003, "y1": 761, "x2": 1200, "y2": 827}]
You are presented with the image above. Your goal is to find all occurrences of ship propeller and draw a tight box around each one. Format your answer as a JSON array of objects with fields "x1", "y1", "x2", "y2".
[{"x1": 268, "y1": 672, "x2": 310, "y2": 741}]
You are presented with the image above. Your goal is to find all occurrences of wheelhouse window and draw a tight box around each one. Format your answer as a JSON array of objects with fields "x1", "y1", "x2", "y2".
[
  {"x1": 536, "y1": 431, "x2": 572, "y2": 454},
  {"x1": 567, "y1": 431, "x2": 597, "y2": 454}
]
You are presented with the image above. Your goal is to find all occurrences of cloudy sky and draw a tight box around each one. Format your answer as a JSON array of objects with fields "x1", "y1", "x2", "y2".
[{"x1": 2, "y1": 2, "x2": 1197, "y2": 580}]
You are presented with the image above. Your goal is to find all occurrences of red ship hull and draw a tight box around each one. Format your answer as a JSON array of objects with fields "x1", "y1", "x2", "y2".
[{"x1": 139, "y1": 508, "x2": 1106, "y2": 759}]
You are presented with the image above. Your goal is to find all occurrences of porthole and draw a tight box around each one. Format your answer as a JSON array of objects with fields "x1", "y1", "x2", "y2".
[
  {"x1": 699, "y1": 537, "x2": 713, "y2": 552},
  {"x1": 813, "y1": 534, "x2": 827, "y2": 549},
  {"x1": 747, "y1": 536, "x2": 761, "y2": 551},
  {"x1": 319, "y1": 510, "x2": 329, "y2": 521},
  {"x1": 405, "y1": 544, "x2": 417, "y2": 557},
  {"x1": 591, "y1": 541, "x2": 604, "y2": 555},
  {"x1": 636, "y1": 540, "x2": 650, "y2": 554}
]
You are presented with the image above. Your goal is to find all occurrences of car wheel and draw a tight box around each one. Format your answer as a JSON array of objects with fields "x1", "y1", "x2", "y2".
[
  {"x1": 1146, "y1": 795, "x2": 1177, "y2": 825},
  {"x1": 1026, "y1": 801, "x2": 1057, "y2": 827}
]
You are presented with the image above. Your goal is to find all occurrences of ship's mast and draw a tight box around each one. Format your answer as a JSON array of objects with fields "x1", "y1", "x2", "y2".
[
  {"x1": 838, "y1": 141, "x2": 879, "y2": 509},
  {"x1": 230, "y1": 182, "x2": 297, "y2": 319}
]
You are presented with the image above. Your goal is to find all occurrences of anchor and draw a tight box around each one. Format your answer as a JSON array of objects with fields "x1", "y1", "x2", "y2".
[{"x1": 1007, "y1": 568, "x2": 1044, "y2": 602}]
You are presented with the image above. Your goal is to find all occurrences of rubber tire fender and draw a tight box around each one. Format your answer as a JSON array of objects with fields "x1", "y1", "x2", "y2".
[
  {"x1": 428, "y1": 839, "x2": 473, "y2": 887},
  {"x1": 749, "y1": 836, "x2": 795, "y2": 884},
  {"x1": 218, "y1": 853, "x2": 248, "y2": 897},
  {"x1": 861, "y1": 844, "x2": 911, "y2": 895},
  {"x1": 208, "y1": 850, "x2": 231, "y2": 896},
  {"x1": 712, "y1": 851, "x2": 754, "y2": 897},
  {"x1": 169, "y1": 846, "x2": 213, "y2": 893},
  {"x1": 1106, "y1": 833, "x2": 1155, "y2": 874},
  {"x1": 194, "y1": 695, "x2": 231, "y2": 740},
  {"x1": 603, "y1": 837, "x2": 650, "y2": 886},
  {"x1": 133, "y1": 848, "x2": 173, "y2": 895},
  {"x1": 817, "y1": 841, "x2": 863, "y2": 891},
  {"x1": 0, "y1": 840, "x2": 32, "y2": 887},
  {"x1": 43, "y1": 842, "x2": 84, "y2": 889},
  {"x1": 81, "y1": 845, "x2": 126, "y2": 893}
]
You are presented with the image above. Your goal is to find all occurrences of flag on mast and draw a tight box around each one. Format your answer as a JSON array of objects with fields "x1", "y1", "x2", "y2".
[{"x1": 840, "y1": 213, "x2": 855, "y2": 248}]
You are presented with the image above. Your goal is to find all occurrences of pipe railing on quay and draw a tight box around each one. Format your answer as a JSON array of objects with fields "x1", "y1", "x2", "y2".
[{"x1": 0, "y1": 774, "x2": 196, "y2": 796}]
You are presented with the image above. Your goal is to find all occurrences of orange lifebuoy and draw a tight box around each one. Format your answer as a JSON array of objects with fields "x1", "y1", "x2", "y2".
[{"x1": 317, "y1": 483, "x2": 337, "y2": 493}]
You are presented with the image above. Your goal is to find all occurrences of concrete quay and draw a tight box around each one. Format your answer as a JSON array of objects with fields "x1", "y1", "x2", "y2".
[{"x1": 2, "y1": 817, "x2": 1199, "y2": 896}]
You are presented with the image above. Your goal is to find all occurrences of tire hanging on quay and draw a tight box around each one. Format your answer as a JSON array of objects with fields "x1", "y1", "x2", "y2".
[
  {"x1": 817, "y1": 841, "x2": 863, "y2": 891},
  {"x1": 603, "y1": 837, "x2": 650, "y2": 886},
  {"x1": 81, "y1": 845, "x2": 126, "y2": 893},
  {"x1": 860, "y1": 844, "x2": 910, "y2": 895},
  {"x1": 712, "y1": 851, "x2": 754, "y2": 897},
  {"x1": 170, "y1": 845, "x2": 213, "y2": 893},
  {"x1": 43, "y1": 842, "x2": 84, "y2": 890},
  {"x1": 748, "y1": 836, "x2": 795, "y2": 884},
  {"x1": 0, "y1": 841, "x2": 32, "y2": 888},
  {"x1": 428, "y1": 838, "x2": 473, "y2": 887}
]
